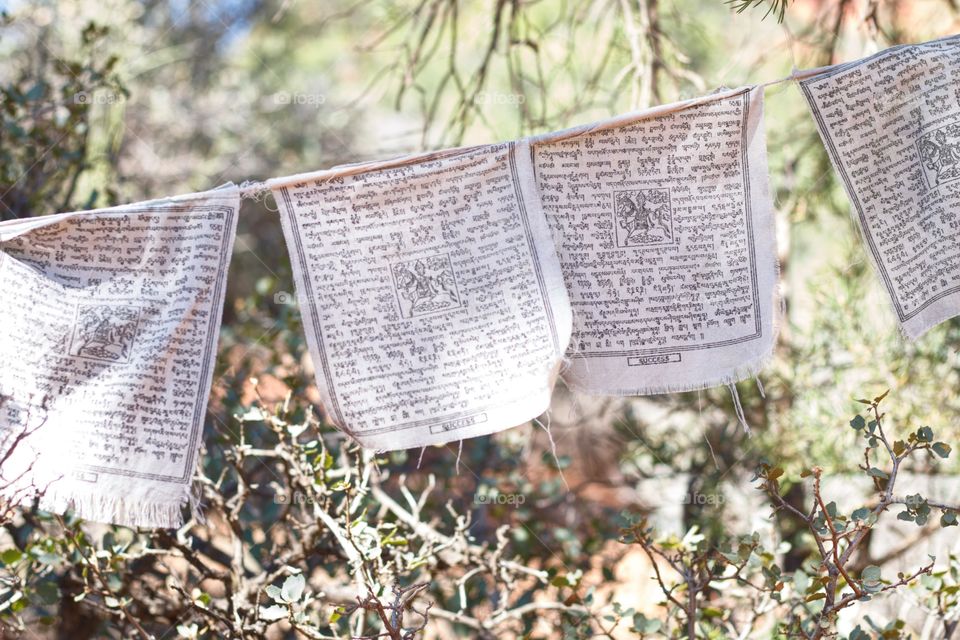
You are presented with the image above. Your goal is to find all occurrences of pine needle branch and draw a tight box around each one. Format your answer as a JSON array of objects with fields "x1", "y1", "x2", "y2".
[{"x1": 725, "y1": 0, "x2": 789, "y2": 23}]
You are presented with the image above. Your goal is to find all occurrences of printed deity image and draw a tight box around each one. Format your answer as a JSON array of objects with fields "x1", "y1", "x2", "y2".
[
  {"x1": 613, "y1": 187, "x2": 675, "y2": 248},
  {"x1": 918, "y1": 123, "x2": 960, "y2": 188},
  {"x1": 391, "y1": 253, "x2": 463, "y2": 319},
  {"x1": 69, "y1": 303, "x2": 141, "y2": 364}
]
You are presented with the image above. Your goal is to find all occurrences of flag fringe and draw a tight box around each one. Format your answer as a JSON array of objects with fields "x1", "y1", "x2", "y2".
[{"x1": 2, "y1": 484, "x2": 192, "y2": 529}]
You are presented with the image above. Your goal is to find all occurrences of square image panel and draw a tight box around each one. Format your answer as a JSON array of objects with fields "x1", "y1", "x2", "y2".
[
  {"x1": 917, "y1": 122, "x2": 960, "y2": 189},
  {"x1": 69, "y1": 304, "x2": 142, "y2": 364},
  {"x1": 612, "y1": 188, "x2": 675, "y2": 248},
  {"x1": 391, "y1": 253, "x2": 464, "y2": 319}
]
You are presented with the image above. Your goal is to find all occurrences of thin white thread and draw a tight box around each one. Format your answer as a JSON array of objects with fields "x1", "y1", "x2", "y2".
[
  {"x1": 193, "y1": 66, "x2": 841, "y2": 208},
  {"x1": 238, "y1": 180, "x2": 278, "y2": 212},
  {"x1": 266, "y1": 66, "x2": 834, "y2": 197},
  {"x1": 238, "y1": 180, "x2": 267, "y2": 198},
  {"x1": 697, "y1": 390, "x2": 720, "y2": 469},
  {"x1": 728, "y1": 383, "x2": 751, "y2": 436},
  {"x1": 416, "y1": 446, "x2": 426, "y2": 470},
  {"x1": 534, "y1": 414, "x2": 570, "y2": 492},
  {"x1": 455, "y1": 440, "x2": 463, "y2": 475}
]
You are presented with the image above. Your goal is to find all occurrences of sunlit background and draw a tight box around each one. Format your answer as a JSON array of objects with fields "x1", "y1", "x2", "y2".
[{"x1": 1, "y1": 1, "x2": 960, "y2": 638}]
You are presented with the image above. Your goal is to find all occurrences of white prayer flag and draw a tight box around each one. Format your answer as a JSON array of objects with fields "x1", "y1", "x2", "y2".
[
  {"x1": 0, "y1": 185, "x2": 239, "y2": 527},
  {"x1": 531, "y1": 86, "x2": 778, "y2": 395},
  {"x1": 799, "y1": 35, "x2": 960, "y2": 339},
  {"x1": 270, "y1": 142, "x2": 572, "y2": 451}
]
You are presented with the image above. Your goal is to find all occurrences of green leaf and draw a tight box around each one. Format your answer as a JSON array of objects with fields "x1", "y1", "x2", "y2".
[
  {"x1": 851, "y1": 507, "x2": 870, "y2": 522},
  {"x1": 861, "y1": 565, "x2": 882, "y2": 584},
  {"x1": 867, "y1": 468, "x2": 889, "y2": 479},
  {"x1": 34, "y1": 550, "x2": 60, "y2": 566},
  {"x1": 1, "y1": 549, "x2": 22, "y2": 565},
  {"x1": 917, "y1": 427, "x2": 934, "y2": 443},
  {"x1": 265, "y1": 585, "x2": 282, "y2": 601},
  {"x1": 259, "y1": 605, "x2": 288, "y2": 622},
  {"x1": 920, "y1": 573, "x2": 940, "y2": 590},
  {"x1": 23, "y1": 82, "x2": 45, "y2": 101},
  {"x1": 632, "y1": 613, "x2": 661, "y2": 633},
  {"x1": 941, "y1": 511, "x2": 958, "y2": 527},
  {"x1": 897, "y1": 510, "x2": 915, "y2": 522},
  {"x1": 280, "y1": 574, "x2": 305, "y2": 603},
  {"x1": 932, "y1": 442, "x2": 952, "y2": 459},
  {"x1": 33, "y1": 581, "x2": 59, "y2": 605},
  {"x1": 850, "y1": 625, "x2": 870, "y2": 640},
  {"x1": 720, "y1": 551, "x2": 741, "y2": 564},
  {"x1": 850, "y1": 415, "x2": 866, "y2": 430}
]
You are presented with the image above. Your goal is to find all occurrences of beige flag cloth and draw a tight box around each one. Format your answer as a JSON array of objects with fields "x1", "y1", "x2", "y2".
[
  {"x1": 0, "y1": 185, "x2": 239, "y2": 527},
  {"x1": 270, "y1": 142, "x2": 572, "y2": 451},
  {"x1": 531, "y1": 86, "x2": 778, "y2": 395},
  {"x1": 798, "y1": 34, "x2": 960, "y2": 340}
]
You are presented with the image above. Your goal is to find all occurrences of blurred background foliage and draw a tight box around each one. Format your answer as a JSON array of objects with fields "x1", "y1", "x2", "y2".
[{"x1": 2, "y1": 0, "x2": 960, "y2": 638}]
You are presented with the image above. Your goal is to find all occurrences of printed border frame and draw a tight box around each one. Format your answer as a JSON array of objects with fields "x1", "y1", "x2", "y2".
[
  {"x1": 799, "y1": 35, "x2": 960, "y2": 323},
  {"x1": 0, "y1": 203, "x2": 237, "y2": 483}
]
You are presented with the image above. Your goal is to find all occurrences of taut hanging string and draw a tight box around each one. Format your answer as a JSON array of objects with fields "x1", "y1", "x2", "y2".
[{"x1": 246, "y1": 63, "x2": 845, "y2": 195}]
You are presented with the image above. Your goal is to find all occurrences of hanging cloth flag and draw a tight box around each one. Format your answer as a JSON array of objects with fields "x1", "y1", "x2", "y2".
[
  {"x1": 0, "y1": 185, "x2": 240, "y2": 527},
  {"x1": 799, "y1": 34, "x2": 960, "y2": 339},
  {"x1": 270, "y1": 142, "x2": 572, "y2": 451},
  {"x1": 530, "y1": 86, "x2": 778, "y2": 395}
]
